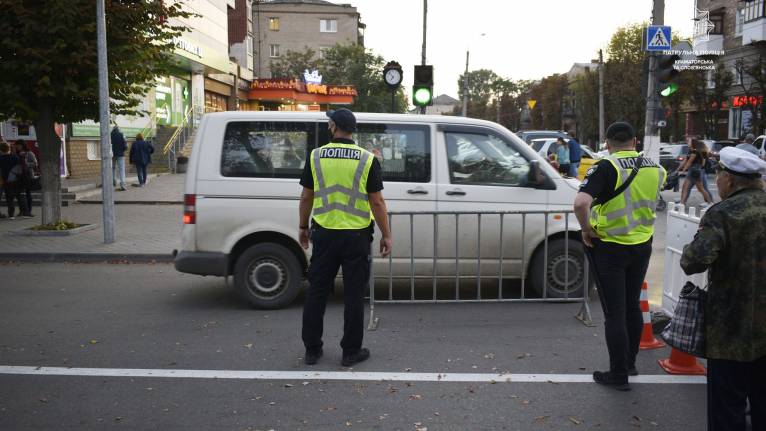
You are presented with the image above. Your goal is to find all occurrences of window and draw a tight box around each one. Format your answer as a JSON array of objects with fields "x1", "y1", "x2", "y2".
[
  {"x1": 204, "y1": 91, "x2": 227, "y2": 113},
  {"x1": 445, "y1": 131, "x2": 531, "y2": 187},
  {"x1": 221, "y1": 122, "x2": 315, "y2": 178},
  {"x1": 269, "y1": 17, "x2": 280, "y2": 31},
  {"x1": 320, "y1": 19, "x2": 337, "y2": 33},
  {"x1": 744, "y1": 0, "x2": 764, "y2": 22},
  {"x1": 317, "y1": 123, "x2": 431, "y2": 183},
  {"x1": 269, "y1": 44, "x2": 280, "y2": 58},
  {"x1": 710, "y1": 14, "x2": 724, "y2": 34},
  {"x1": 706, "y1": 69, "x2": 715, "y2": 89},
  {"x1": 732, "y1": 66, "x2": 744, "y2": 86},
  {"x1": 736, "y1": 8, "x2": 744, "y2": 35}
]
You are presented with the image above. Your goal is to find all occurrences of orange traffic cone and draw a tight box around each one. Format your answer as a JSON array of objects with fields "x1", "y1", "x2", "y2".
[
  {"x1": 658, "y1": 348, "x2": 706, "y2": 375},
  {"x1": 639, "y1": 282, "x2": 665, "y2": 350}
]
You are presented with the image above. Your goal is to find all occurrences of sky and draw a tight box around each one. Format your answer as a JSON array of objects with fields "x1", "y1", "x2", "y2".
[{"x1": 351, "y1": 0, "x2": 696, "y2": 99}]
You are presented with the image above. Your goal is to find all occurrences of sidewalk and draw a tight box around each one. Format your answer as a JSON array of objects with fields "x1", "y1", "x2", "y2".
[{"x1": 0, "y1": 174, "x2": 185, "y2": 262}]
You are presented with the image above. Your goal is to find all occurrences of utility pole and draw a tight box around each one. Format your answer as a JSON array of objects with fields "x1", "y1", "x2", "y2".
[
  {"x1": 97, "y1": 0, "x2": 115, "y2": 244},
  {"x1": 598, "y1": 49, "x2": 605, "y2": 147},
  {"x1": 462, "y1": 51, "x2": 469, "y2": 117},
  {"x1": 420, "y1": 0, "x2": 427, "y2": 115},
  {"x1": 643, "y1": 0, "x2": 664, "y2": 164}
]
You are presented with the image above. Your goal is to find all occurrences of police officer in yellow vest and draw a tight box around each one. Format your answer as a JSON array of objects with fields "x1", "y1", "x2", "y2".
[
  {"x1": 298, "y1": 109, "x2": 392, "y2": 367},
  {"x1": 573, "y1": 121, "x2": 666, "y2": 391}
]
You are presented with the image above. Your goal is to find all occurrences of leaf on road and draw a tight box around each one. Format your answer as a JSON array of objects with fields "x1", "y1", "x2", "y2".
[
  {"x1": 522, "y1": 400, "x2": 530, "y2": 405},
  {"x1": 409, "y1": 394, "x2": 423, "y2": 400},
  {"x1": 345, "y1": 420, "x2": 352, "y2": 426},
  {"x1": 284, "y1": 384, "x2": 294, "y2": 388},
  {"x1": 484, "y1": 353, "x2": 495, "y2": 359},
  {"x1": 516, "y1": 353, "x2": 531, "y2": 359},
  {"x1": 569, "y1": 417, "x2": 582, "y2": 425},
  {"x1": 243, "y1": 343, "x2": 253, "y2": 349},
  {"x1": 534, "y1": 415, "x2": 550, "y2": 422},
  {"x1": 89, "y1": 339, "x2": 99, "y2": 345},
  {"x1": 302, "y1": 382, "x2": 310, "y2": 386},
  {"x1": 38, "y1": 398, "x2": 48, "y2": 403}
]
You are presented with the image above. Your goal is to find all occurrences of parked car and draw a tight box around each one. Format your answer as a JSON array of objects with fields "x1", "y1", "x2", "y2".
[
  {"x1": 708, "y1": 140, "x2": 737, "y2": 170},
  {"x1": 659, "y1": 144, "x2": 689, "y2": 173},
  {"x1": 175, "y1": 112, "x2": 587, "y2": 308},
  {"x1": 516, "y1": 130, "x2": 569, "y2": 145},
  {"x1": 752, "y1": 135, "x2": 766, "y2": 159},
  {"x1": 530, "y1": 138, "x2": 600, "y2": 179}
]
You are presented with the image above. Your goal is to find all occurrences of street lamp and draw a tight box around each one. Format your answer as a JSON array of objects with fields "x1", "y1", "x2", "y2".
[{"x1": 461, "y1": 33, "x2": 486, "y2": 117}]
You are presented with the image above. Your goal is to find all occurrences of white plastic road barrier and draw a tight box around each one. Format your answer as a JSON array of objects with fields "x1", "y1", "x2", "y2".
[{"x1": 662, "y1": 203, "x2": 708, "y2": 317}]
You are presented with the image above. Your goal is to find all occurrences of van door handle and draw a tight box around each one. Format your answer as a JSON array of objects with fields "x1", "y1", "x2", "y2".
[
  {"x1": 407, "y1": 188, "x2": 429, "y2": 195},
  {"x1": 446, "y1": 190, "x2": 466, "y2": 196}
]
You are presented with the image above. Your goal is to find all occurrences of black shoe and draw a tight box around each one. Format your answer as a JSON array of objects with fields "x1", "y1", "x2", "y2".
[
  {"x1": 628, "y1": 366, "x2": 639, "y2": 376},
  {"x1": 341, "y1": 348, "x2": 370, "y2": 367},
  {"x1": 593, "y1": 370, "x2": 630, "y2": 391},
  {"x1": 304, "y1": 348, "x2": 323, "y2": 365}
]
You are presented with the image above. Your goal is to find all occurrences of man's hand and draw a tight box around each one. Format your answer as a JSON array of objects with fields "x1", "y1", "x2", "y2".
[
  {"x1": 379, "y1": 235, "x2": 392, "y2": 257},
  {"x1": 299, "y1": 228, "x2": 310, "y2": 249},
  {"x1": 580, "y1": 226, "x2": 602, "y2": 248}
]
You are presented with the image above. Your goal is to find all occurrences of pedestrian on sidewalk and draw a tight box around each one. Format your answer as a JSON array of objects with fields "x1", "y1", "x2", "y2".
[
  {"x1": 129, "y1": 133, "x2": 154, "y2": 187},
  {"x1": 573, "y1": 121, "x2": 666, "y2": 391},
  {"x1": 555, "y1": 137, "x2": 570, "y2": 176},
  {"x1": 14, "y1": 140, "x2": 37, "y2": 218},
  {"x1": 680, "y1": 146, "x2": 766, "y2": 431},
  {"x1": 298, "y1": 109, "x2": 392, "y2": 367},
  {"x1": 567, "y1": 131, "x2": 582, "y2": 178},
  {"x1": 0, "y1": 141, "x2": 30, "y2": 219},
  {"x1": 111, "y1": 125, "x2": 127, "y2": 191},
  {"x1": 678, "y1": 138, "x2": 714, "y2": 208}
]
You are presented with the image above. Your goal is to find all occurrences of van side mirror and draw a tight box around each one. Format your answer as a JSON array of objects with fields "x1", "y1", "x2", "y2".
[{"x1": 527, "y1": 160, "x2": 556, "y2": 190}]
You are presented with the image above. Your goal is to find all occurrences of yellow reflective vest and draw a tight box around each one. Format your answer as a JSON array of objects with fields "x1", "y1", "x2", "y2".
[
  {"x1": 589, "y1": 151, "x2": 667, "y2": 245},
  {"x1": 310, "y1": 142, "x2": 374, "y2": 230}
]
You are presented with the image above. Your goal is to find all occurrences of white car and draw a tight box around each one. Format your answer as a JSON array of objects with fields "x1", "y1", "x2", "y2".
[
  {"x1": 175, "y1": 112, "x2": 585, "y2": 308},
  {"x1": 752, "y1": 135, "x2": 766, "y2": 160}
]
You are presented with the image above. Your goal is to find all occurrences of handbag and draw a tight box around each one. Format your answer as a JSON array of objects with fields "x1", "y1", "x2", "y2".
[{"x1": 661, "y1": 281, "x2": 706, "y2": 357}]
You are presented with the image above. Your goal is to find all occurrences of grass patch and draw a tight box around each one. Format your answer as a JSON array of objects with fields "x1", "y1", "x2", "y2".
[{"x1": 28, "y1": 220, "x2": 86, "y2": 231}]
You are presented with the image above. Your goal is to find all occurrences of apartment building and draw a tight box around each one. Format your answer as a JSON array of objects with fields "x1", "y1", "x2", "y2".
[
  {"x1": 692, "y1": 0, "x2": 766, "y2": 138},
  {"x1": 252, "y1": 0, "x2": 365, "y2": 78}
]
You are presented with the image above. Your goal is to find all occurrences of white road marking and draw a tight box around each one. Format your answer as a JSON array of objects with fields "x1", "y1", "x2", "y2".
[{"x1": 0, "y1": 366, "x2": 705, "y2": 384}]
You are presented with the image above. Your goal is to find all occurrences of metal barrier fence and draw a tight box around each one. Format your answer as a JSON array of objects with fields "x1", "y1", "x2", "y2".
[{"x1": 367, "y1": 210, "x2": 594, "y2": 330}]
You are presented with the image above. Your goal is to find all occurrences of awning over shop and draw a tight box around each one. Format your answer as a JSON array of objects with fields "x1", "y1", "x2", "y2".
[{"x1": 249, "y1": 79, "x2": 357, "y2": 105}]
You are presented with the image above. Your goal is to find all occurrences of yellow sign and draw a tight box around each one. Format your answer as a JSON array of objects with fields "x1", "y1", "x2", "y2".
[{"x1": 527, "y1": 99, "x2": 537, "y2": 109}]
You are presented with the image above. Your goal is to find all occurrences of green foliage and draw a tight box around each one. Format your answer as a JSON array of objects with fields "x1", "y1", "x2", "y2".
[
  {"x1": 0, "y1": 0, "x2": 193, "y2": 123},
  {"x1": 457, "y1": 69, "x2": 501, "y2": 106},
  {"x1": 29, "y1": 220, "x2": 83, "y2": 231},
  {"x1": 269, "y1": 44, "x2": 408, "y2": 113},
  {"x1": 606, "y1": 23, "x2": 647, "y2": 64}
]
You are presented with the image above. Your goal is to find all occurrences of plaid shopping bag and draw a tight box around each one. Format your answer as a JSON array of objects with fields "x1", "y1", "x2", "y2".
[{"x1": 661, "y1": 281, "x2": 706, "y2": 357}]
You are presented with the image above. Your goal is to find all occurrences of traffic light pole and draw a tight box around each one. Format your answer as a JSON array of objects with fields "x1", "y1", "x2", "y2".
[
  {"x1": 420, "y1": 0, "x2": 427, "y2": 115},
  {"x1": 643, "y1": 0, "x2": 664, "y2": 164}
]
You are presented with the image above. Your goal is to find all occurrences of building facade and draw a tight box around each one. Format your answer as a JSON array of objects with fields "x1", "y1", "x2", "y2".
[
  {"x1": 253, "y1": 0, "x2": 365, "y2": 79},
  {"x1": 691, "y1": 0, "x2": 766, "y2": 139}
]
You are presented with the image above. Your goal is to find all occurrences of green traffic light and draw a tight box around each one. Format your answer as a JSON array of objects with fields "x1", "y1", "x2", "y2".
[
  {"x1": 413, "y1": 87, "x2": 432, "y2": 106},
  {"x1": 660, "y1": 83, "x2": 679, "y2": 97}
]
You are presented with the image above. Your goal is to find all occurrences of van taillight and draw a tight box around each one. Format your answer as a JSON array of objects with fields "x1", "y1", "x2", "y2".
[{"x1": 184, "y1": 194, "x2": 196, "y2": 224}]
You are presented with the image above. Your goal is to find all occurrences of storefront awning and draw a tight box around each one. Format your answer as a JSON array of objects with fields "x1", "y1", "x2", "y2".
[{"x1": 249, "y1": 79, "x2": 357, "y2": 105}]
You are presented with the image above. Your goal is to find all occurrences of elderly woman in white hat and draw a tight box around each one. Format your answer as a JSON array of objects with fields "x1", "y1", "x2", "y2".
[{"x1": 680, "y1": 146, "x2": 766, "y2": 430}]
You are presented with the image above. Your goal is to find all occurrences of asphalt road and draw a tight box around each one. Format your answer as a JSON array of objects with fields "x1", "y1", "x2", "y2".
[{"x1": 0, "y1": 264, "x2": 707, "y2": 430}]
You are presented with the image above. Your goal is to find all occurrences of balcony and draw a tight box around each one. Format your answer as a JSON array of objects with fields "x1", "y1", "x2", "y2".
[
  {"x1": 693, "y1": 34, "x2": 723, "y2": 52},
  {"x1": 743, "y1": 18, "x2": 766, "y2": 45}
]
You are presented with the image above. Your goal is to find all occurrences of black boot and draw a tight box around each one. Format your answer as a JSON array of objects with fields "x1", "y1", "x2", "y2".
[{"x1": 593, "y1": 370, "x2": 630, "y2": 391}]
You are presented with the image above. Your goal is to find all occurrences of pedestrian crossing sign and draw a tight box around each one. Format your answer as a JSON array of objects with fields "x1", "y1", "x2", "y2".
[{"x1": 646, "y1": 25, "x2": 672, "y2": 51}]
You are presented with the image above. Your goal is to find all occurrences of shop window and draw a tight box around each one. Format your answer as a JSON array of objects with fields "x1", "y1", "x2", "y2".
[
  {"x1": 269, "y1": 17, "x2": 280, "y2": 31},
  {"x1": 320, "y1": 19, "x2": 337, "y2": 33},
  {"x1": 221, "y1": 121, "x2": 315, "y2": 178},
  {"x1": 204, "y1": 92, "x2": 227, "y2": 113},
  {"x1": 318, "y1": 123, "x2": 431, "y2": 183}
]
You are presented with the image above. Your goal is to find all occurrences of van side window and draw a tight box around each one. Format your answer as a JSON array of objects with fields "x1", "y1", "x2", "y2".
[
  {"x1": 220, "y1": 122, "x2": 314, "y2": 178},
  {"x1": 445, "y1": 131, "x2": 531, "y2": 187},
  {"x1": 354, "y1": 124, "x2": 431, "y2": 183}
]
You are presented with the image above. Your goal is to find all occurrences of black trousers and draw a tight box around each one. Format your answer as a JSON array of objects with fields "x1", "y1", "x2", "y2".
[
  {"x1": 3, "y1": 185, "x2": 28, "y2": 217},
  {"x1": 589, "y1": 238, "x2": 652, "y2": 375},
  {"x1": 302, "y1": 225, "x2": 371, "y2": 355},
  {"x1": 707, "y1": 356, "x2": 766, "y2": 431}
]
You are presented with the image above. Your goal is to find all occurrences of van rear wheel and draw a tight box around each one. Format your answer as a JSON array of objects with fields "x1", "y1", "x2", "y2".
[
  {"x1": 529, "y1": 238, "x2": 585, "y2": 299},
  {"x1": 234, "y1": 243, "x2": 302, "y2": 309}
]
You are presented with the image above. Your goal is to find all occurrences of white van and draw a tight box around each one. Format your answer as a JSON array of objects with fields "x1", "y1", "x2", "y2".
[{"x1": 175, "y1": 112, "x2": 585, "y2": 308}]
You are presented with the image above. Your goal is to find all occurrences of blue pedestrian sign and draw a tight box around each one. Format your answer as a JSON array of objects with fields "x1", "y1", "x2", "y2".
[{"x1": 646, "y1": 25, "x2": 672, "y2": 51}]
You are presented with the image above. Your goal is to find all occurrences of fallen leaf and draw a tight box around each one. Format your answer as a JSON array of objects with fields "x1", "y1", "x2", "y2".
[
  {"x1": 89, "y1": 339, "x2": 99, "y2": 345},
  {"x1": 244, "y1": 343, "x2": 253, "y2": 349},
  {"x1": 408, "y1": 394, "x2": 423, "y2": 400},
  {"x1": 569, "y1": 417, "x2": 582, "y2": 425},
  {"x1": 345, "y1": 420, "x2": 352, "y2": 426},
  {"x1": 484, "y1": 353, "x2": 495, "y2": 359},
  {"x1": 405, "y1": 368, "x2": 412, "y2": 372},
  {"x1": 522, "y1": 400, "x2": 530, "y2": 405},
  {"x1": 433, "y1": 412, "x2": 440, "y2": 416},
  {"x1": 268, "y1": 402, "x2": 276, "y2": 406},
  {"x1": 534, "y1": 415, "x2": 550, "y2": 422},
  {"x1": 302, "y1": 382, "x2": 310, "y2": 386},
  {"x1": 114, "y1": 417, "x2": 124, "y2": 422},
  {"x1": 38, "y1": 398, "x2": 48, "y2": 403},
  {"x1": 284, "y1": 384, "x2": 294, "y2": 388}
]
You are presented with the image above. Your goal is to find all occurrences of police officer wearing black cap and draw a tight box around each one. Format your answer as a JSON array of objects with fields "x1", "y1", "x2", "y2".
[
  {"x1": 298, "y1": 108, "x2": 392, "y2": 367},
  {"x1": 573, "y1": 121, "x2": 666, "y2": 391}
]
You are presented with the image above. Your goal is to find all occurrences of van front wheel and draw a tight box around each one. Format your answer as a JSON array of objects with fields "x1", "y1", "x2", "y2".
[
  {"x1": 529, "y1": 238, "x2": 585, "y2": 299},
  {"x1": 234, "y1": 243, "x2": 302, "y2": 309}
]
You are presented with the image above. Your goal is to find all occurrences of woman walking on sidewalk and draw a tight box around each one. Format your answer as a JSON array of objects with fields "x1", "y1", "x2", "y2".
[
  {"x1": 678, "y1": 139, "x2": 714, "y2": 207},
  {"x1": 129, "y1": 133, "x2": 154, "y2": 187}
]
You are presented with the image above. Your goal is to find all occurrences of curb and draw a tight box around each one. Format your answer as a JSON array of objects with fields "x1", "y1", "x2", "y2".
[{"x1": 0, "y1": 253, "x2": 175, "y2": 264}]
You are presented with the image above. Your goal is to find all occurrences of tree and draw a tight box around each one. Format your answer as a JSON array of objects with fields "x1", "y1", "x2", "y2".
[
  {"x1": 456, "y1": 69, "x2": 501, "y2": 118},
  {"x1": 687, "y1": 62, "x2": 732, "y2": 139},
  {"x1": 0, "y1": 1, "x2": 191, "y2": 224},
  {"x1": 603, "y1": 24, "x2": 647, "y2": 137},
  {"x1": 570, "y1": 69, "x2": 599, "y2": 146},
  {"x1": 269, "y1": 44, "x2": 408, "y2": 113},
  {"x1": 734, "y1": 45, "x2": 766, "y2": 135}
]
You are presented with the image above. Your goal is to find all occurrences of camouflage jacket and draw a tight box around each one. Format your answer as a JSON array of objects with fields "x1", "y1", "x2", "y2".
[{"x1": 680, "y1": 187, "x2": 766, "y2": 362}]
